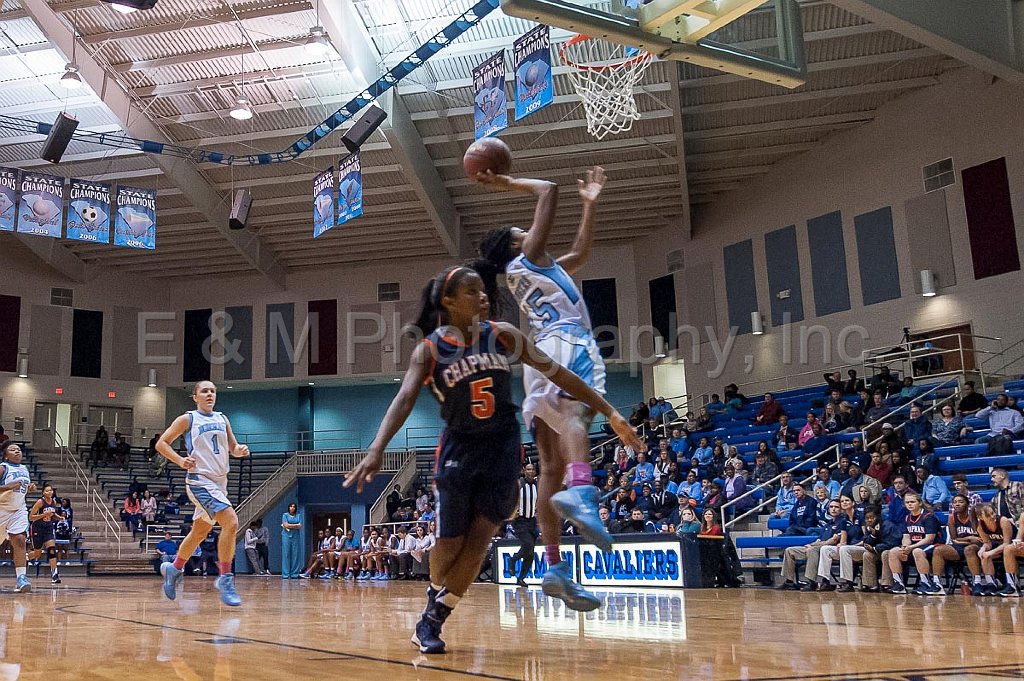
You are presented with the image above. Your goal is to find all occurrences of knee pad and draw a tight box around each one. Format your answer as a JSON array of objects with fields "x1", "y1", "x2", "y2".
[{"x1": 46, "y1": 546, "x2": 59, "y2": 560}]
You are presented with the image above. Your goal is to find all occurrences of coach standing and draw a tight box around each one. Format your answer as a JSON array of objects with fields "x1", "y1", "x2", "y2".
[{"x1": 511, "y1": 463, "x2": 540, "y2": 587}]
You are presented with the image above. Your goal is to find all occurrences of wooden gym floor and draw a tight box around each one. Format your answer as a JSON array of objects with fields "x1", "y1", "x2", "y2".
[{"x1": 0, "y1": 576, "x2": 1020, "y2": 680}]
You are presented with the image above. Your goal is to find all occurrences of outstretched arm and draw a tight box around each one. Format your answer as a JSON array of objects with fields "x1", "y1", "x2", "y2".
[
  {"x1": 344, "y1": 343, "x2": 431, "y2": 492},
  {"x1": 475, "y1": 172, "x2": 558, "y2": 266},
  {"x1": 557, "y1": 166, "x2": 606, "y2": 275},
  {"x1": 494, "y1": 322, "x2": 643, "y2": 452}
]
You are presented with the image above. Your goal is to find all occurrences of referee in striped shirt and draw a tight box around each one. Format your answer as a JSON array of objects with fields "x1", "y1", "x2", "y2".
[{"x1": 511, "y1": 463, "x2": 540, "y2": 587}]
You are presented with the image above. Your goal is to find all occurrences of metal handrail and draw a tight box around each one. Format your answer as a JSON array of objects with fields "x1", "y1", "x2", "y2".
[
  {"x1": 294, "y1": 449, "x2": 412, "y2": 475},
  {"x1": 369, "y1": 453, "x2": 419, "y2": 524},
  {"x1": 234, "y1": 456, "x2": 299, "y2": 539},
  {"x1": 859, "y1": 378, "x2": 959, "y2": 450}
]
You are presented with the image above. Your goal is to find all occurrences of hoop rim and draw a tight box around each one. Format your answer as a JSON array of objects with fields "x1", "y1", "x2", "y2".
[{"x1": 558, "y1": 34, "x2": 652, "y2": 72}]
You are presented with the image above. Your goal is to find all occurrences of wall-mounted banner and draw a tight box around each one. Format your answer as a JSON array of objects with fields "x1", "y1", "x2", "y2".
[
  {"x1": 313, "y1": 166, "x2": 334, "y2": 238},
  {"x1": 473, "y1": 49, "x2": 508, "y2": 140},
  {"x1": 17, "y1": 172, "x2": 63, "y2": 238},
  {"x1": 336, "y1": 153, "x2": 362, "y2": 226},
  {"x1": 513, "y1": 25, "x2": 552, "y2": 121},
  {"x1": 67, "y1": 179, "x2": 111, "y2": 244},
  {"x1": 0, "y1": 167, "x2": 17, "y2": 232},
  {"x1": 114, "y1": 186, "x2": 157, "y2": 250}
]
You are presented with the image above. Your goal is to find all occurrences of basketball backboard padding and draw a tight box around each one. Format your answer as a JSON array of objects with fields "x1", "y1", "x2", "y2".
[
  {"x1": 640, "y1": 0, "x2": 773, "y2": 43},
  {"x1": 499, "y1": 0, "x2": 807, "y2": 88}
]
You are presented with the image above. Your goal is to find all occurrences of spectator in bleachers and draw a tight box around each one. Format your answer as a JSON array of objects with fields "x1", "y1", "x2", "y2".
[
  {"x1": 802, "y1": 423, "x2": 833, "y2": 461},
  {"x1": 858, "y1": 508, "x2": 903, "y2": 593},
  {"x1": 888, "y1": 376, "x2": 924, "y2": 406},
  {"x1": 723, "y1": 391, "x2": 744, "y2": 415},
  {"x1": 812, "y1": 486, "x2": 831, "y2": 526},
  {"x1": 140, "y1": 490, "x2": 157, "y2": 526},
  {"x1": 609, "y1": 487, "x2": 634, "y2": 523},
  {"x1": 821, "y1": 403, "x2": 839, "y2": 433},
  {"x1": 722, "y1": 464, "x2": 749, "y2": 516},
  {"x1": 816, "y1": 494, "x2": 864, "y2": 591},
  {"x1": 630, "y1": 450, "x2": 656, "y2": 494},
  {"x1": 691, "y1": 437, "x2": 713, "y2": 473},
  {"x1": 122, "y1": 491, "x2": 142, "y2": 532},
  {"x1": 414, "y1": 487, "x2": 430, "y2": 515},
  {"x1": 773, "y1": 472, "x2": 796, "y2": 518},
  {"x1": 972, "y1": 394, "x2": 1024, "y2": 454},
  {"x1": 903, "y1": 404, "x2": 932, "y2": 457},
  {"x1": 839, "y1": 461, "x2": 882, "y2": 506},
  {"x1": 866, "y1": 448, "x2": 893, "y2": 488},
  {"x1": 754, "y1": 392, "x2": 785, "y2": 426},
  {"x1": 654, "y1": 440, "x2": 673, "y2": 473},
  {"x1": 393, "y1": 526, "x2": 416, "y2": 580},
  {"x1": 651, "y1": 397, "x2": 678, "y2": 425},
  {"x1": 110, "y1": 432, "x2": 130, "y2": 470},
  {"x1": 852, "y1": 389, "x2": 873, "y2": 428},
  {"x1": 836, "y1": 507, "x2": 879, "y2": 592},
  {"x1": 643, "y1": 418, "x2": 664, "y2": 450},
  {"x1": 843, "y1": 437, "x2": 870, "y2": 471},
  {"x1": 1008, "y1": 395, "x2": 1024, "y2": 416},
  {"x1": 884, "y1": 475, "x2": 913, "y2": 524},
  {"x1": 976, "y1": 503, "x2": 1014, "y2": 595},
  {"x1": 889, "y1": 450, "x2": 915, "y2": 489},
  {"x1": 990, "y1": 468, "x2": 1024, "y2": 521},
  {"x1": 703, "y1": 481, "x2": 725, "y2": 514},
  {"x1": 757, "y1": 440, "x2": 783, "y2": 470},
  {"x1": 725, "y1": 446, "x2": 745, "y2": 474},
  {"x1": 411, "y1": 523, "x2": 435, "y2": 580},
  {"x1": 707, "y1": 445, "x2": 727, "y2": 480},
  {"x1": 649, "y1": 479, "x2": 676, "y2": 524},
  {"x1": 634, "y1": 484, "x2": 655, "y2": 519},
  {"x1": 669, "y1": 428, "x2": 690, "y2": 459},
  {"x1": 826, "y1": 388, "x2": 844, "y2": 410},
  {"x1": 844, "y1": 370, "x2": 865, "y2": 395},
  {"x1": 699, "y1": 508, "x2": 723, "y2": 536},
  {"x1": 951, "y1": 474, "x2": 982, "y2": 509},
  {"x1": 837, "y1": 402, "x2": 856, "y2": 433},
  {"x1": 798, "y1": 412, "x2": 819, "y2": 447},
  {"x1": 151, "y1": 531, "x2": 178, "y2": 573},
  {"x1": 823, "y1": 371, "x2": 844, "y2": 394},
  {"x1": 877, "y1": 423, "x2": 905, "y2": 458},
  {"x1": 612, "y1": 508, "x2": 655, "y2": 534},
  {"x1": 386, "y1": 484, "x2": 404, "y2": 521},
  {"x1": 772, "y1": 414, "x2": 799, "y2": 451},
  {"x1": 869, "y1": 366, "x2": 901, "y2": 398},
  {"x1": 781, "y1": 484, "x2": 818, "y2": 537},
  {"x1": 957, "y1": 380, "x2": 988, "y2": 416},
  {"x1": 916, "y1": 439, "x2": 938, "y2": 472},
  {"x1": 673, "y1": 470, "x2": 700, "y2": 500},
  {"x1": 864, "y1": 391, "x2": 890, "y2": 428},
  {"x1": 814, "y1": 466, "x2": 840, "y2": 500},
  {"x1": 629, "y1": 401, "x2": 649, "y2": 427},
  {"x1": 90, "y1": 425, "x2": 109, "y2": 465},
  {"x1": 887, "y1": 493, "x2": 941, "y2": 594},
  {"x1": 675, "y1": 507, "x2": 700, "y2": 535},
  {"x1": 933, "y1": 403, "x2": 968, "y2": 446},
  {"x1": 778, "y1": 498, "x2": 843, "y2": 591},
  {"x1": 834, "y1": 456, "x2": 851, "y2": 483},
  {"x1": 706, "y1": 394, "x2": 726, "y2": 415},
  {"x1": 751, "y1": 451, "x2": 778, "y2": 494}
]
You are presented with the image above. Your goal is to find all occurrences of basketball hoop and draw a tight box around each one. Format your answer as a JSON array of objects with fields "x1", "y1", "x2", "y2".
[{"x1": 560, "y1": 35, "x2": 653, "y2": 140}]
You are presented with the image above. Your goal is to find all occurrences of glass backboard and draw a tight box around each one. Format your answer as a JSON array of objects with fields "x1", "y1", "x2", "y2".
[{"x1": 499, "y1": 0, "x2": 807, "y2": 88}]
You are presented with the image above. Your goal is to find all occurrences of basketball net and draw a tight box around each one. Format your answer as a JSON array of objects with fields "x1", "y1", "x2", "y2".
[{"x1": 560, "y1": 35, "x2": 653, "y2": 140}]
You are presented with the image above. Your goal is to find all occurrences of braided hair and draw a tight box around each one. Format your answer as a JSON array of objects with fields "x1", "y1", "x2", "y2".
[{"x1": 474, "y1": 225, "x2": 518, "y2": 317}]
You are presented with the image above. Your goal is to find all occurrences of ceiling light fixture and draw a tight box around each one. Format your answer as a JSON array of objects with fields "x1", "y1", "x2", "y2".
[
  {"x1": 230, "y1": 97, "x2": 253, "y2": 120},
  {"x1": 100, "y1": 0, "x2": 159, "y2": 13},
  {"x1": 60, "y1": 63, "x2": 82, "y2": 89},
  {"x1": 305, "y1": 25, "x2": 332, "y2": 57}
]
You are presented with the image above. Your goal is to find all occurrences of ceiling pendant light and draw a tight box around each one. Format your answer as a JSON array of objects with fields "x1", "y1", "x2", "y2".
[
  {"x1": 305, "y1": 25, "x2": 332, "y2": 57},
  {"x1": 230, "y1": 97, "x2": 253, "y2": 120},
  {"x1": 60, "y1": 63, "x2": 82, "y2": 89}
]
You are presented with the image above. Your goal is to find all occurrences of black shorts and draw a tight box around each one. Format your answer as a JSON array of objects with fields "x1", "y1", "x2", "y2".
[
  {"x1": 434, "y1": 428, "x2": 521, "y2": 539},
  {"x1": 31, "y1": 524, "x2": 55, "y2": 549}
]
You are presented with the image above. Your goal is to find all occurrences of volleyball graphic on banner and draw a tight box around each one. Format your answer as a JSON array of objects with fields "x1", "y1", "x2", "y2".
[
  {"x1": 513, "y1": 25, "x2": 552, "y2": 121},
  {"x1": 17, "y1": 172, "x2": 63, "y2": 238},
  {"x1": 0, "y1": 167, "x2": 16, "y2": 232}
]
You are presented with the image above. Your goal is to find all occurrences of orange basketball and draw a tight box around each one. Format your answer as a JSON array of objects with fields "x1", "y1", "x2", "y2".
[{"x1": 464, "y1": 136, "x2": 512, "y2": 179}]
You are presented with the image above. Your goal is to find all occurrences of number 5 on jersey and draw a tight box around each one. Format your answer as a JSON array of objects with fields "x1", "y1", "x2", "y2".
[{"x1": 470, "y1": 378, "x2": 495, "y2": 419}]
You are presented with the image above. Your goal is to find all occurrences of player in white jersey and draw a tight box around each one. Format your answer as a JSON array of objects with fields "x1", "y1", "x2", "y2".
[
  {"x1": 474, "y1": 166, "x2": 610, "y2": 611},
  {"x1": 155, "y1": 381, "x2": 249, "y2": 606},
  {"x1": 0, "y1": 442, "x2": 35, "y2": 593}
]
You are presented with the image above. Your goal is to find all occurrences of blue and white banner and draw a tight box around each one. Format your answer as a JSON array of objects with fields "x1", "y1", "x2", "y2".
[
  {"x1": 336, "y1": 153, "x2": 362, "y2": 226},
  {"x1": 114, "y1": 186, "x2": 157, "y2": 250},
  {"x1": 473, "y1": 50, "x2": 508, "y2": 140},
  {"x1": 0, "y1": 167, "x2": 17, "y2": 232},
  {"x1": 513, "y1": 25, "x2": 553, "y2": 121},
  {"x1": 66, "y1": 179, "x2": 111, "y2": 244},
  {"x1": 17, "y1": 172, "x2": 63, "y2": 238},
  {"x1": 578, "y1": 541, "x2": 685, "y2": 587},
  {"x1": 496, "y1": 543, "x2": 576, "y2": 586},
  {"x1": 312, "y1": 166, "x2": 334, "y2": 238}
]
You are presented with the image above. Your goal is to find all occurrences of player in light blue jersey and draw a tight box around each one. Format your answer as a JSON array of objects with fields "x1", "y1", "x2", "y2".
[
  {"x1": 0, "y1": 442, "x2": 35, "y2": 592},
  {"x1": 155, "y1": 381, "x2": 249, "y2": 606},
  {"x1": 474, "y1": 166, "x2": 610, "y2": 611}
]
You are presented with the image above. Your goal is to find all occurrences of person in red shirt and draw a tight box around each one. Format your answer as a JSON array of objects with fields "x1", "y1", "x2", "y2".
[
  {"x1": 866, "y1": 447, "x2": 893, "y2": 488},
  {"x1": 754, "y1": 392, "x2": 786, "y2": 426}
]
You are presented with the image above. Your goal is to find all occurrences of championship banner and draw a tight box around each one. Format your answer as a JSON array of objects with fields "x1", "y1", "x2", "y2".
[
  {"x1": 336, "y1": 152, "x2": 362, "y2": 226},
  {"x1": 113, "y1": 186, "x2": 157, "y2": 250},
  {"x1": 66, "y1": 179, "x2": 111, "y2": 244},
  {"x1": 473, "y1": 50, "x2": 508, "y2": 140},
  {"x1": 513, "y1": 25, "x2": 553, "y2": 121},
  {"x1": 0, "y1": 167, "x2": 16, "y2": 232},
  {"x1": 17, "y1": 172, "x2": 63, "y2": 238},
  {"x1": 312, "y1": 166, "x2": 334, "y2": 238}
]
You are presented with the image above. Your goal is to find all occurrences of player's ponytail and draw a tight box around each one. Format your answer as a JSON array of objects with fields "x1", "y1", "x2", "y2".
[
  {"x1": 468, "y1": 258, "x2": 503, "y2": 318},
  {"x1": 478, "y1": 226, "x2": 515, "y2": 270}
]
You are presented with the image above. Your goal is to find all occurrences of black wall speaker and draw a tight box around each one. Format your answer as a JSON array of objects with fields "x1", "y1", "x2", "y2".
[
  {"x1": 229, "y1": 189, "x2": 252, "y2": 230},
  {"x1": 341, "y1": 105, "x2": 387, "y2": 153},
  {"x1": 41, "y1": 112, "x2": 79, "y2": 164}
]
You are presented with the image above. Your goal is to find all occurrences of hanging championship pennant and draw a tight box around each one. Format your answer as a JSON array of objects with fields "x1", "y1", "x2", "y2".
[
  {"x1": 113, "y1": 186, "x2": 157, "y2": 249},
  {"x1": 67, "y1": 179, "x2": 112, "y2": 244},
  {"x1": 336, "y1": 153, "x2": 363, "y2": 226},
  {"x1": 312, "y1": 166, "x2": 335, "y2": 238},
  {"x1": 17, "y1": 172, "x2": 63, "y2": 238},
  {"x1": 0, "y1": 167, "x2": 16, "y2": 232},
  {"x1": 513, "y1": 25, "x2": 553, "y2": 121},
  {"x1": 473, "y1": 50, "x2": 508, "y2": 140}
]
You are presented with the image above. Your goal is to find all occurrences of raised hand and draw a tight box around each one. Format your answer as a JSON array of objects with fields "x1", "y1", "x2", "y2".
[
  {"x1": 474, "y1": 169, "x2": 515, "y2": 191},
  {"x1": 343, "y1": 450, "x2": 384, "y2": 494},
  {"x1": 577, "y1": 166, "x2": 606, "y2": 203}
]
